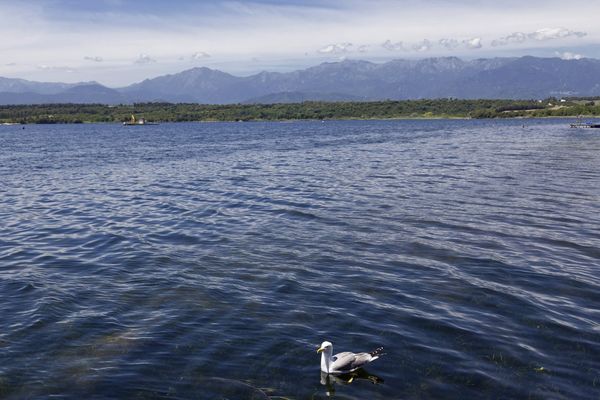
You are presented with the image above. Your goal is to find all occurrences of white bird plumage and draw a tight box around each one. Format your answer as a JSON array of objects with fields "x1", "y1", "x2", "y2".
[{"x1": 317, "y1": 340, "x2": 384, "y2": 374}]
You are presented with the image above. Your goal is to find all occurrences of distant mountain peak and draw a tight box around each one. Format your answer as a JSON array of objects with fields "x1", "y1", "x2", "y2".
[
  {"x1": 183, "y1": 66, "x2": 233, "y2": 76},
  {"x1": 2, "y1": 56, "x2": 600, "y2": 105}
]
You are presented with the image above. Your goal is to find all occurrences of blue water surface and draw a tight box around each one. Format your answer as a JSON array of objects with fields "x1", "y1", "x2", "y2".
[{"x1": 0, "y1": 119, "x2": 599, "y2": 399}]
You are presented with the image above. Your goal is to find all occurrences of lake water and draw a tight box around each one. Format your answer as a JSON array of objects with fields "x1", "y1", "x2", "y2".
[{"x1": 0, "y1": 120, "x2": 599, "y2": 399}]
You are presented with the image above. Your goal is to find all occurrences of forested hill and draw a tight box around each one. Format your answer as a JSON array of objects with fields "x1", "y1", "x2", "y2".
[{"x1": 1, "y1": 98, "x2": 600, "y2": 124}]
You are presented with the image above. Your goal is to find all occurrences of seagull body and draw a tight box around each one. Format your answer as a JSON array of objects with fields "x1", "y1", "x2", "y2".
[{"x1": 317, "y1": 341, "x2": 384, "y2": 374}]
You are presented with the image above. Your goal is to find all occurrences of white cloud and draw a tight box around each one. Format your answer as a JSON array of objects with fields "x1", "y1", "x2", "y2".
[
  {"x1": 556, "y1": 51, "x2": 583, "y2": 60},
  {"x1": 463, "y1": 37, "x2": 482, "y2": 49},
  {"x1": 318, "y1": 42, "x2": 353, "y2": 54},
  {"x1": 191, "y1": 51, "x2": 210, "y2": 60},
  {"x1": 529, "y1": 27, "x2": 586, "y2": 41},
  {"x1": 491, "y1": 28, "x2": 586, "y2": 47},
  {"x1": 439, "y1": 38, "x2": 459, "y2": 49},
  {"x1": 134, "y1": 54, "x2": 156, "y2": 64},
  {"x1": 439, "y1": 37, "x2": 482, "y2": 50},
  {"x1": 356, "y1": 45, "x2": 369, "y2": 53},
  {"x1": 412, "y1": 39, "x2": 433, "y2": 52},
  {"x1": 491, "y1": 32, "x2": 528, "y2": 47},
  {"x1": 36, "y1": 64, "x2": 75, "y2": 72},
  {"x1": 382, "y1": 40, "x2": 405, "y2": 51},
  {"x1": 84, "y1": 56, "x2": 103, "y2": 62}
]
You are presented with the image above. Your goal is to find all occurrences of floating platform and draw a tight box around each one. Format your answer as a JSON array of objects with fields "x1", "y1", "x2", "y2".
[{"x1": 570, "y1": 123, "x2": 600, "y2": 128}]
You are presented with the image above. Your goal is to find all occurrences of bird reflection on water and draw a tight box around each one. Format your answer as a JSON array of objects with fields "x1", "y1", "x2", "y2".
[{"x1": 320, "y1": 369, "x2": 384, "y2": 397}]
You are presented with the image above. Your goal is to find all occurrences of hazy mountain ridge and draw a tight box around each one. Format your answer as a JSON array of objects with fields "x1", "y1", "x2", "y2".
[
  {"x1": 1, "y1": 56, "x2": 600, "y2": 105},
  {"x1": 0, "y1": 77, "x2": 88, "y2": 95},
  {"x1": 243, "y1": 91, "x2": 367, "y2": 104},
  {"x1": 0, "y1": 84, "x2": 126, "y2": 105}
]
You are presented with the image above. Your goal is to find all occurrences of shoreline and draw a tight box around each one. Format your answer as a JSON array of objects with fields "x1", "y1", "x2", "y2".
[{"x1": 2, "y1": 115, "x2": 599, "y2": 125}]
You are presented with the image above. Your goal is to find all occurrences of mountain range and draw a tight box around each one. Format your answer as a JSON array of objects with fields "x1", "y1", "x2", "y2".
[{"x1": 2, "y1": 56, "x2": 600, "y2": 105}]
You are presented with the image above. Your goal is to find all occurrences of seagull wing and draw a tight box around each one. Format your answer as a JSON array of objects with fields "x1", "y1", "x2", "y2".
[
  {"x1": 330, "y1": 347, "x2": 385, "y2": 373},
  {"x1": 330, "y1": 352, "x2": 373, "y2": 373}
]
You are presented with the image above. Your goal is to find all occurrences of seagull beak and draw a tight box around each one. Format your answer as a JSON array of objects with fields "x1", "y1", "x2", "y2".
[{"x1": 317, "y1": 346, "x2": 325, "y2": 354}]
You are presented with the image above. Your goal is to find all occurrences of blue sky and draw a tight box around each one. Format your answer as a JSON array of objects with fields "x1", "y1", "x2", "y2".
[{"x1": 1, "y1": 0, "x2": 597, "y2": 86}]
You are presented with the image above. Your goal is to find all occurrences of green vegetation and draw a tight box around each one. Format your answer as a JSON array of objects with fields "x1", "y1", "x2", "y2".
[{"x1": 1, "y1": 98, "x2": 599, "y2": 124}]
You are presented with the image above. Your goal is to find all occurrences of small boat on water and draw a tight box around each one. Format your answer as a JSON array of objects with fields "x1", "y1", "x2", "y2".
[{"x1": 123, "y1": 115, "x2": 158, "y2": 126}]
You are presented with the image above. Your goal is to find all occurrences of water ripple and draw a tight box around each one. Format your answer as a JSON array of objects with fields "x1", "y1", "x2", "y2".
[{"x1": 0, "y1": 120, "x2": 599, "y2": 399}]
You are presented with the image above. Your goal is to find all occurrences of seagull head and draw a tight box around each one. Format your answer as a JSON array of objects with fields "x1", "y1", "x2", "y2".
[{"x1": 317, "y1": 341, "x2": 333, "y2": 354}]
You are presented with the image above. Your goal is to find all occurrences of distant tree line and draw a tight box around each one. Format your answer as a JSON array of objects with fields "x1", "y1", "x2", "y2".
[{"x1": 1, "y1": 99, "x2": 599, "y2": 124}]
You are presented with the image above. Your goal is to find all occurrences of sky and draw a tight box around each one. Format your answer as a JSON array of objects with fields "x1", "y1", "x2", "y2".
[{"x1": 1, "y1": 0, "x2": 598, "y2": 86}]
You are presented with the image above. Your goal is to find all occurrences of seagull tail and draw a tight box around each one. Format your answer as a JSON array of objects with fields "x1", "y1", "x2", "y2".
[{"x1": 369, "y1": 347, "x2": 385, "y2": 360}]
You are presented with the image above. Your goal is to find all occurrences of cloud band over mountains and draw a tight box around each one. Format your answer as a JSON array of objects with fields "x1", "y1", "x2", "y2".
[
  {"x1": 0, "y1": 0, "x2": 597, "y2": 86},
  {"x1": 492, "y1": 28, "x2": 587, "y2": 47},
  {"x1": 321, "y1": 27, "x2": 585, "y2": 56}
]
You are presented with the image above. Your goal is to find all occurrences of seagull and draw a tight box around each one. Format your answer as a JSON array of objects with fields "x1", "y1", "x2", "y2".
[{"x1": 317, "y1": 341, "x2": 384, "y2": 374}]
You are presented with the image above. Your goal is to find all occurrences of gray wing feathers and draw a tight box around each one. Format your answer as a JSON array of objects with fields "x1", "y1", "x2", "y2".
[
  {"x1": 331, "y1": 352, "x2": 375, "y2": 372},
  {"x1": 333, "y1": 352, "x2": 354, "y2": 359}
]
